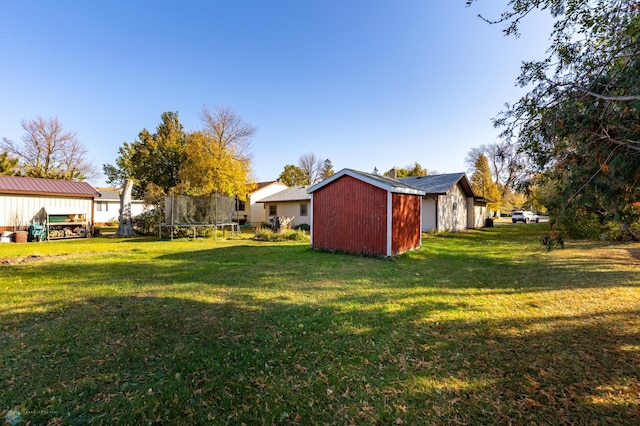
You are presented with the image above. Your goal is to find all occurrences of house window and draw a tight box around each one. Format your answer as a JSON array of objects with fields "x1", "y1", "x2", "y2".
[
  {"x1": 453, "y1": 202, "x2": 458, "y2": 212},
  {"x1": 269, "y1": 205, "x2": 277, "y2": 216},
  {"x1": 300, "y1": 203, "x2": 308, "y2": 216},
  {"x1": 236, "y1": 199, "x2": 246, "y2": 211},
  {"x1": 97, "y1": 202, "x2": 108, "y2": 212}
]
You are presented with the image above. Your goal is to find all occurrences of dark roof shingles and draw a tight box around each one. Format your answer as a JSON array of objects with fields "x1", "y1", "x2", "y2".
[
  {"x1": 257, "y1": 186, "x2": 310, "y2": 203},
  {"x1": 399, "y1": 173, "x2": 471, "y2": 195}
]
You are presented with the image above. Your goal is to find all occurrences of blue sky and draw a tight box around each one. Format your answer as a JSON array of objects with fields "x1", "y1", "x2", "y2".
[{"x1": 0, "y1": 1, "x2": 552, "y2": 186}]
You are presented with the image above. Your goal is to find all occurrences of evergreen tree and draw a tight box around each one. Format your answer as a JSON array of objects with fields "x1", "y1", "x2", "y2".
[
  {"x1": 319, "y1": 159, "x2": 335, "y2": 181},
  {"x1": 0, "y1": 151, "x2": 19, "y2": 175}
]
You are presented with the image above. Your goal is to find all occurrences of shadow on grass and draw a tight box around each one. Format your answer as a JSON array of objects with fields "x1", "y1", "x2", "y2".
[
  {"x1": 1, "y1": 292, "x2": 639, "y2": 425},
  {"x1": 2, "y1": 228, "x2": 639, "y2": 423}
]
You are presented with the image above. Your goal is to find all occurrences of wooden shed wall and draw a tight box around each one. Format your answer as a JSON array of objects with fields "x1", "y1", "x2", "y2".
[
  {"x1": 391, "y1": 193, "x2": 422, "y2": 255},
  {"x1": 312, "y1": 176, "x2": 387, "y2": 255}
]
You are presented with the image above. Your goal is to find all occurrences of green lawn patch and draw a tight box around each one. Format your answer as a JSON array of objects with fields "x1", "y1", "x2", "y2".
[{"x1": 1, "y1": 225, "x2": 639, "y2": 424}]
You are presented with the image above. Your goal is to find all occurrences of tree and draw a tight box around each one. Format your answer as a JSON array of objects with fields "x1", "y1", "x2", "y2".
[
  {"x1": 116, "y1": 179, "x2": 136, "y2": 237},
  {"x1": 181, "y1": 106, "x2": 256, "y2": 198},
  {"x1": 278, "y1": 153, "x2": 333, "y2": 186},
  {"x1": 468, "y1": 0, "x2": 640, "y2": 228},
  {"x1": 466, "y1": 142, "x2": 529, "y2": 212},
  {"x1": 278, "y1": 164, "x2": 307, "y2": 186},
  {"x1": 319, "y1": 158, "x2": 335, "y2": 181},
  {"x1": 2, "y1": 116, "x2": 98, "y2": 180},
  {"x1": 180, "y1": 130, "x2": 254, "y2": 198},
  {"x1": 0, "y1": 151, "x2": 19, "y2": 176},
  {"x1": 105, "y1": 107, "x2": 257, "y2": 202},
  {"x1": 465, "y1": 142, "x2": 528, "y2": 192},
  {"x1": 201, "y1": 105, "x2": 255, "y2": 164},
  {"x1": 104, "y1": 111, "x2": 187, "y2": 198},
  {"x1": 470, "y1": 154, "x2": 501, "y2": 214},
  {"x1": 298, "y1": 152, "x2": 323, "y2": 185},
  {"x1": 384, "y1": 162, "x2": 428, "y2": 178}
]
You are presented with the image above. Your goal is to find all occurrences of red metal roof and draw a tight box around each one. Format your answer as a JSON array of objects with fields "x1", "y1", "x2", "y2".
[{"x1": 0, "y1": 176, "x2": 99, "y2": 198}]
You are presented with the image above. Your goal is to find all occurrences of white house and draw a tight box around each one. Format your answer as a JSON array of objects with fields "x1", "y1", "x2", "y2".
[
  {"x1": 235, "y1": 181, "x2": 289, "y2": 226},
  {"x1": 256, "y1": 185, "x2": 311, "y2": 228},
  {"x1": 94, "y1": 188, "x2": 146, "y2": 225},
  {"x1": 399, "y1": 173, "x2": 488, "y2": 232}
]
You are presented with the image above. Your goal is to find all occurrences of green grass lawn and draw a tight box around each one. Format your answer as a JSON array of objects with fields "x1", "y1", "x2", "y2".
[{"x1": 1, "y1": 225, "x2": 639, "y2": 425}]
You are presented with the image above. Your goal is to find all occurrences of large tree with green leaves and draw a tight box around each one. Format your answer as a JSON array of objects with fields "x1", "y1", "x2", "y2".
[
  {"x1": 278, "y1": 164, "x2": 307, "y2": 186},
  {"x1": 105, "y1": 107, "x2": 256, "y2": 201},
  {"x1": 104, "y1": 111, "x2": 187, "y2": 198},
  {"x1": 468, "y1": 0, "x2": 640, "y2": 230}
]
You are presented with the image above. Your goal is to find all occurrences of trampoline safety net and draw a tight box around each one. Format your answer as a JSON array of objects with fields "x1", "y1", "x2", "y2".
[{"x1": 165, "y1": 193, "x2": 235, "y2": 225}]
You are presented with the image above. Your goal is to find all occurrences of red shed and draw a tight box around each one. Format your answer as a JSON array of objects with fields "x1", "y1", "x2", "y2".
[{"x1": 306, "y1": 169, "x2": 425, "y2": 257}]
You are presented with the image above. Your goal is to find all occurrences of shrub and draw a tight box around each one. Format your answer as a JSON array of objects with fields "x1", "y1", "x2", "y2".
[
  {"x1": 541, "y1": 226, "x2": 564, "y2": 252},
  {"x1": 135, "y1": 210, "x2": 163, "y2": 236},
  {"x1": 295, "y1": 223, "x2": 310, "y2": 232},
  {"x1": 558, "y1": 213, "x2": 601, "y2": 239},
  {"x1": 253, "y1": 227, "x2": 309, "y2": 242},
  {"x1": 602, "y1": 220, "x2": 640, "y2": 241},
  {"x1": 253, "y1": 226, "x2": 274, "y2": 241}
]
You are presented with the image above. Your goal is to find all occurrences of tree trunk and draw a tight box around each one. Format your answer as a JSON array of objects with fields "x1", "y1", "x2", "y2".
[{"x1": 116, "y1": 179, "x2": 136, "y2": 237}]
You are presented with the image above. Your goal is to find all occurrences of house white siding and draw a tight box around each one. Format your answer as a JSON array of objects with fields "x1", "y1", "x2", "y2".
[
  {"x1": 472, "y1": 203, "x2": 488, "y2": 229},
  {"x1": 467, "y1": 198, "x2": 476, "y2": 229},
  {"x1": 1, "y1": 194, "x2": 93, "y2": 229},
  {"x1": 437, "y1": 184, "x2": 469, "y2": 231},
  {"x1": 94, "y1": 200, "x2": 145, "y2": 224},
  {"x1": 246, "y1": 182, "x2": 288, "y2": 226},
  {"x1": 264, "y1": 201, "x2": 310, "y2": 228}
]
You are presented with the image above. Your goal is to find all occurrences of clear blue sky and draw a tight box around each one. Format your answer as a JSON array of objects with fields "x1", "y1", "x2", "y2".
[{"x1": 0, "y1": 1, "x2": 552, "y2": 186}]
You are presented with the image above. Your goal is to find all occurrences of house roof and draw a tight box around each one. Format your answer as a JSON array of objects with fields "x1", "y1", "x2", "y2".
[
  {"x1": 0, "y1": 175, "x2": 99, "y2": 198},
  {"x1": 253, "y1": 181, "x2": 286, "y2": 191},
  {"x1": 257, "y1": 185, "x2": 311, "y2": 203},
  {"x1": 95, "y1": 187, "x2": 143, "y2": 202},
  {"x1": 399, "y1": 173, "x2": 475, "y2": 197},
  {"x1": 307, "y1": 169, "x2": 426, "y2": 196}
]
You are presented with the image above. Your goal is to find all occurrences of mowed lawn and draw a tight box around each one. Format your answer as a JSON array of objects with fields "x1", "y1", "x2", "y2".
[{"x1": 1, "y1": 225, "x2": 639, "y2": 425}]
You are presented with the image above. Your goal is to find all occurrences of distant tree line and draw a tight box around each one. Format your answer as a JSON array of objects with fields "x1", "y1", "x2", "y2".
[
  {"x1": 278, "y1": 153, "x2": 335, "y2": 186},
  {"x1": 104, "y1": 106, "x2": 256, "y2": 202}
]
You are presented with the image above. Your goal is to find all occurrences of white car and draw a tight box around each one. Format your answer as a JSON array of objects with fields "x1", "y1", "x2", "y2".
[{"x1": 512, "y1": 211, "x2": 539, "y2": 223}]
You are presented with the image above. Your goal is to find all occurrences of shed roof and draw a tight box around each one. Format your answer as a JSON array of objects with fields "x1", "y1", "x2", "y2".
[
  {"x1": 257, "y1": 185, "x2": 310, "y2": 203},
  {"x1": 399, "y1": 173, "x2": 475, "y2": 197},
  {"x1": 0, "y1": 176, "x2": 99, "y2": 198},
  {"x1": 307, "y1": 169, "x2": 425, "y2": 196}
]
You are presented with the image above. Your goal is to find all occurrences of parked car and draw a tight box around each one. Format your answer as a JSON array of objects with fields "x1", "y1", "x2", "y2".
[{"x1": 512, "y1": 210, "x2": 539, "y2": 223}]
